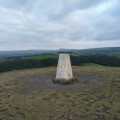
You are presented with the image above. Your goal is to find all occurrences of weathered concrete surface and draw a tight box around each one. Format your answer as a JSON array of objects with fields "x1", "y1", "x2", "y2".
[{"x1": 55, "y1": 54, "x2": 73, "y2": 81}]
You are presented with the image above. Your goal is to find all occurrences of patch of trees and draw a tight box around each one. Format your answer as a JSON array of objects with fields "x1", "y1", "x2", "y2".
[
  {"x1": 0, "y1": 54, "x2": 120, "y2": 73},
  {"x1": 0, "y1": 58, "x2": 58, "y2": 73},
  {"x1": 71, "y1": 55, "x2": 120, "y2": 67}
]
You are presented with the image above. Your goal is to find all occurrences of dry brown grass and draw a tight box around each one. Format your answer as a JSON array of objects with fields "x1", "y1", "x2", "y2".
[{"x1": 0, "y1": 65, "x2": 120, "y2": 120}]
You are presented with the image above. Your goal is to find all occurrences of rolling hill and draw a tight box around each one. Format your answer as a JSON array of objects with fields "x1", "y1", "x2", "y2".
[{"x1": 0, "y1": 47, "x2": 120, "y2": 57}]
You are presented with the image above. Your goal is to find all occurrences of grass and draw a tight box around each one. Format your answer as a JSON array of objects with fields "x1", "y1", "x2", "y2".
[
  {"x1": 27, "y1": 54, "x2": 58, "y2": 60},
  {"x1": 0, "y1": 65, "x2": 120, "y2": 120}
]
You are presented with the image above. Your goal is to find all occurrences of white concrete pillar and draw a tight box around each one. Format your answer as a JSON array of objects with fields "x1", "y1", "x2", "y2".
[{"x1": 55, "y1": 54, "x2": 74, "y2": 82}]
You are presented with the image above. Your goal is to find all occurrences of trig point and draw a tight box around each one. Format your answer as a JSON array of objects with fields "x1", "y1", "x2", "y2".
[{"x1": 54, "y1": 54, "x2": 76, "y2": 84}]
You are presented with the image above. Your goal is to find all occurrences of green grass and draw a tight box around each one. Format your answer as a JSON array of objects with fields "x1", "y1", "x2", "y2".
[
  {"x1": 27, "y1": 54, "x2": 58, "y2": 60},
  {"x1": 0, "y1": 65, "x2": 120, "y2": 120}
]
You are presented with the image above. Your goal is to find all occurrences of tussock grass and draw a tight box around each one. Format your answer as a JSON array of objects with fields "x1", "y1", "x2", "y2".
[{"x1": 0, "y1": 65, "x2": 120, "y2": 120}]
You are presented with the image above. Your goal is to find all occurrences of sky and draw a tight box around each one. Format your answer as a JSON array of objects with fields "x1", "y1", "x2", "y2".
[{"x1": 0, "y1": 0, "x2": 120, "y2": 50}]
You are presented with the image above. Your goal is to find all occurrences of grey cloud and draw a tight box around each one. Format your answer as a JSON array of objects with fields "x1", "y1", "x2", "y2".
[
  {"x1": 47, "y1": 0, "x2": 105, "y2": 21},
  {"x1": 0, "y1": 0, "x2": 28, "y2": 8},
  {"x1": 106, "y1": 1, "x2": 120, "y2": 17},
  {"x1": 0, "y1": 0, "x2": 120, "y2": 50}
]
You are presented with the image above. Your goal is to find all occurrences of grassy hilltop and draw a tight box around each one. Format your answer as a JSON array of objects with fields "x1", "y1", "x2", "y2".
[
  {"x1": 0, "y1": 47, "x2": 120, "y2": 119},
  {"x1": 0, "y1": 65, "x2": 120, "y2": 120}
]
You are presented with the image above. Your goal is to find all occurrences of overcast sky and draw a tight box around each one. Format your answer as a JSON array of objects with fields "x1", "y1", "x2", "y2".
[{"x1": 0, "y1": 0, "x2": 120, "y2": 50}]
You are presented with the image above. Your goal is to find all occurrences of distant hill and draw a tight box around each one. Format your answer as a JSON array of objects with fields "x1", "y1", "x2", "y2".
[
  {"x1": 0, "y1": 50, "x2": 56, "y2": 57},
  {"x1": 0, "y1": 47, "x2": 120, "y2": 73},
  {"x1": 0, "y1": 47, "x2": 120, "y2": 57},
  {"x1": 72, "y1": 47, "x2": 120, "y2": 56},
  {"x1": 0, "y1": 49, "x2": 76, "y2": 57}
]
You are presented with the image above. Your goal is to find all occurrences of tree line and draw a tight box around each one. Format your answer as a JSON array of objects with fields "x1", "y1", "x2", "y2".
[{"x1": 0, "y1": 54, "x2": 120, "y2": 73}]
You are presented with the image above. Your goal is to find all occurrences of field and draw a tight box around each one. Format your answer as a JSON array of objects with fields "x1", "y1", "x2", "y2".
[{"x1": 0, "y1": 65, "x2": 120, "y2": 120}]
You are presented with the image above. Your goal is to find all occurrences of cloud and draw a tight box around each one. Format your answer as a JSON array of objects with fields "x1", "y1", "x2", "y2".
[
  {"x1": 0, "y1": 0, "x2": 120, "y2": 50},
  {"x1": 0, "y1": 0, "x2": 28, "y2": 8}
]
